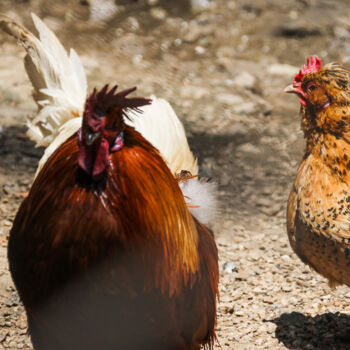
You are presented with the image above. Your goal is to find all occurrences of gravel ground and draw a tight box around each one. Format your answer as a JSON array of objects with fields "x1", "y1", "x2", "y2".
[{"x1": 2, "y1": 0, "x2": 350, "y2": 349}]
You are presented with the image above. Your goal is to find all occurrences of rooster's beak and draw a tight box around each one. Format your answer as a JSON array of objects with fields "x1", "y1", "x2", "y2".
[{"x1": 284, "y1": 84, "x2": 299, "y2": 94}]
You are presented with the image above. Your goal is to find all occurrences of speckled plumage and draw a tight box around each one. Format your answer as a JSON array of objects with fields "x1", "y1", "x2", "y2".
[{"x1": 287, "y1": 58, "x2": 350, "y2": 286}]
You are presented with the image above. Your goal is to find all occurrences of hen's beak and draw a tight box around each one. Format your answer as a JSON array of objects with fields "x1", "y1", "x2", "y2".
[
  {"x1": 284, "y1": 84, "x2": 307, "y2": 105},
  {"x1": 284, "y1": 84, "x2": 299, "y2": 94}
]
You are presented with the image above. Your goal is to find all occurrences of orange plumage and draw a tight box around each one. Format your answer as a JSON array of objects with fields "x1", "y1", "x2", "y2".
[
  {"x1": 286, "y1": 56, "x2": 350, "y2": 287},
  {"x1": 8, "y1": 86, "x2": 218, "y2": 350}
]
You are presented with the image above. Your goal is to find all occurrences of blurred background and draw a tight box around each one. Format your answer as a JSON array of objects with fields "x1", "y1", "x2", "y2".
[{"x1": 2, "y1": 0, "x2": 350, "y2": 349}]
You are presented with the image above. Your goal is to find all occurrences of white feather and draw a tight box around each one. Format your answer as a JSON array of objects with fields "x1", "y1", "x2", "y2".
[
  {"x1": 179, "y1": 178, "x2": 218, "y2": 230},
  {"x1": 126, "y1": 96, "x2": 198, "y2": 176},
  {"x1": 0, "y1": 13, "x2": 87, "y2": 147},
  {"x1": 35, "y1": 118, "x2": 82, "y2": 177}
]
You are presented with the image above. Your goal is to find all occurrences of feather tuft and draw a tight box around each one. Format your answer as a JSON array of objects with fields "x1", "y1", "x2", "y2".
[
  {"x1": 0, "y1": 13, "x2": 87, "y2": 147},
  {"x1": 127, "y1": 96, "x2": 198, "y2": 176},
  {"x1": 179, "y1": 178, "x2": 218, "y2": 230}
]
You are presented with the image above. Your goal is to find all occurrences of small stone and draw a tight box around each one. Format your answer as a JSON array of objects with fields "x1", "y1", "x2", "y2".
[
  {"x1": 132, "y1": 54, "x2": 143, "y2": 65},
  {"x1": 233, "y1": 101, "x2": 256, "y2": 115},
  {"x1": 234, "y1": 271, "x2": 249, "y2": 281},
  {"x1": 147, "y1": 0, "x2": 159, "y2": 5},
  {"x1": 89, "y1": 0, "x2": 119, "y2": 22},
  {"x1": 126, "y1": 17, "x2": 140, "y2": 31},
  {"x1": 150, "y1": 7, "x2": 167, "y2": 20},
  {"x1": 5, "y1": 294, "x2": 19, "y2": 307},
  {"x1": 236, "y1": 143, "x2": 261, "y2": 156},
  {"x1": 233, "y1": 71, "x2": 256, "y2": 89},
  {"x1": 183, "y1": 21, "x2": 202, "y2": 42},
  {"x1": 267, "y1": 63, "x2": 298, "y2": 76},
  {"x1": 191, "y1": 0, "x2": 211, "y2": 12},
  {"x1": 180, "y1": 86, "x2": 208, "y2": 100},
  {"x1": 220, "y1": 172, "x2": 231, "y2": 186},
  {"x1": 0, "y1": 330, "x2": 8, "y2": 343},
  {"x1": 223, "y1": 261, "x2": 238, "y2": 274},
  {"x1": 7, "y1": 341, "x2": 16, "y2": 348},
  {"x1": 195, "y1": 46, "x2": 206, "y2": 55},
  {"x1": 226, "y1": 123, "x2": 248, "y2": 136},
  {"x1": 217, "y1": 93, "x2": 244, "y2": 105},
  {"x1": 281, "y1": 284, "x2": 292, "y2": 292}
]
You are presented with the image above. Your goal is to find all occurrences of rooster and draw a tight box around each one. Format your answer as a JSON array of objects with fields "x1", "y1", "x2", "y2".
[
  {"x1": 1, "y1": 13, "x2": 219, "y2": 350},
  {"x1": 286, "y1": 56, "x2": 350, "y2": 287}
]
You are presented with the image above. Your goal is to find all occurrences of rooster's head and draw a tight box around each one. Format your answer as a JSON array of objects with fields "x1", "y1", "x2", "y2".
[
  {"x1": 78, "y1": 84, "x2": 151, "y2": 179},
  {"x1": 285, "y1": 56, "x2": 350, "y2": 137}
]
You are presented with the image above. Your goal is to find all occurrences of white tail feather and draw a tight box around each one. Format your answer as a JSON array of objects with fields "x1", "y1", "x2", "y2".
[
  {"x1": 127, "y1": 96, "x2": 198, "y2": 176},
  {"x1": 0, "y1": 13, "x2": 88, "y2": 147}
]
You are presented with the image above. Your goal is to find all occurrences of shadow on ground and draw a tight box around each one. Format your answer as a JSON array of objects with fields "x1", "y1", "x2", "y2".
[
  {"x1": 0, "y1": 125, "x2": 42, "y2": 176},
  {"x1": 272, "y1": 312, "x2": 350, "y2": 350}
]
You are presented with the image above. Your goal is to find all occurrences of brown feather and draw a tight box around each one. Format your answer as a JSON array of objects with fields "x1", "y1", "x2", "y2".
[{"x1": 8, "y1": 126, "x2": 218, "y2": 350}]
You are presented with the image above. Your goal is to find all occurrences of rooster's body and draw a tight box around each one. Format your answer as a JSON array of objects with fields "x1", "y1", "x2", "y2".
[
  {"x1": 9, "y1": 122, "x2": 218, "y2": 350},
  {"x1": 2, "y1": 13, "x2": 219, "y2": 350},
  {"x1": 286, "y1": 56, "x2": 350, "y2": 286}
]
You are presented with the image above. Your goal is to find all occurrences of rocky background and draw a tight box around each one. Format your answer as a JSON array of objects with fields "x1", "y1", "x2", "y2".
[{"x1": 1, "y1": 0, "x2": 350, "y2": 349}]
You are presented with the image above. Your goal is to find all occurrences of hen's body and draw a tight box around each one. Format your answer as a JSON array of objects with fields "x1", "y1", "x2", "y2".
[
  {"x1": 9, "y1": 126, "x2": 218, "y2": 350},
  {"x1": 288, "y1": 133, "x2": 350, "y2": 286},
  {"x1": 287, "y1": 58, "x2": 350, "y2": 286}
]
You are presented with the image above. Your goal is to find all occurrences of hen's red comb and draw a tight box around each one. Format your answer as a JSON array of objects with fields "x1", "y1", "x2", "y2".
[{"x1": 294, "y1": 56, "x2": 322, "y2": 84}]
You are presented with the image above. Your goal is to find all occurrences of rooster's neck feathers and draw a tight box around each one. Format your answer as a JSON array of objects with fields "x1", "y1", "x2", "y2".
[{"x1": 33, "y1": 126, "x2": 200, "y2": 296}]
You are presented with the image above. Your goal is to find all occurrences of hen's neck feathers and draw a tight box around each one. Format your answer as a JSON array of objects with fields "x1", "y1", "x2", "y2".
[
  {"x1": 302, "y1": 65, "x2": 350, "y2": 163},
  {"x1": 302, "y1": 101, "x2": 350, "y2": 183}
]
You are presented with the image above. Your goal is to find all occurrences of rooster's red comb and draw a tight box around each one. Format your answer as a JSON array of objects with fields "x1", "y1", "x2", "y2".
[
  {"x1": 294, "y1": 56, "x2": 322, "y2": 85},
  {"x1": 83, "y1": 85, "x2": 152, "y2": 132},
  {"x1": 86, "y1": 84, "x2": 152, "y2": 113}
]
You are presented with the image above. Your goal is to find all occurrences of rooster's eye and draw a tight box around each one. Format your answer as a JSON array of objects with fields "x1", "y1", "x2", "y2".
[{"x1": 94, "y1": 109, "x2": 104, "y2": 118}]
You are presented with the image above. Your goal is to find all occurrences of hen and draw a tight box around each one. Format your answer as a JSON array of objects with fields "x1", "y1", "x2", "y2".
[
  {"x1": 286, "y1": 56, "x2": 350, "y2": 287},
  {"x1": 2, "y1": 13, "x2": 219, "y2": 350}
]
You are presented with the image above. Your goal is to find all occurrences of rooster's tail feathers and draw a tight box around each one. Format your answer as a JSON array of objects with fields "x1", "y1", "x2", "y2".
[
  {"x1": 0, "y1": 13, "x2": 87, "y2": 147},
  {"x1": 127, "y1": 96, "x2": 198, "y2": 176}
]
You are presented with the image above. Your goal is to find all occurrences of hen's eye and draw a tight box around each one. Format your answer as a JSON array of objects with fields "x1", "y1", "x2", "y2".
[{"x1": 307, "y1": 84, "x2": 317, "y2": 92}]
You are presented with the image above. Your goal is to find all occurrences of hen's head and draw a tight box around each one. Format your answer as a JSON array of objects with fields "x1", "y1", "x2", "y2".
[
  {"x1": 78, "y1": 85, "x2": 151, "y2": 179},
  {"x1": 285, "y1": 56, "x2": 350, "y2": 135}
]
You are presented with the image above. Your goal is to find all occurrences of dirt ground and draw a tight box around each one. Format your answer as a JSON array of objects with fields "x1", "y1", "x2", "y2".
[{"x1": 2, "y1": 0, "x2": 350, "y2": 349}]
